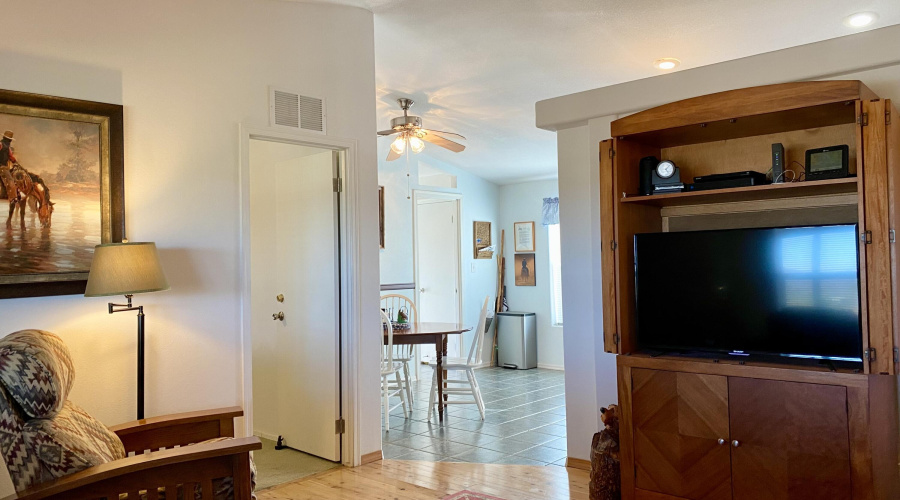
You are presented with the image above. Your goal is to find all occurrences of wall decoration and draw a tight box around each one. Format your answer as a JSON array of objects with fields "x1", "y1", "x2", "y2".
[
  {"x1": 0, "y1": 89, "x2": 124, "y2": 299},
  {"x1": 378, "y1": 186, "x2": 385, "y2": 249},
  {"x1": 473, "y1": 221, "x2": 493, "y2": 259},
  {"x1": 514, "y1": 221, "x2": 535, "y2": 252},
  {"x1": 514, "y1": 253, "x2": 536, "y2": 286}
]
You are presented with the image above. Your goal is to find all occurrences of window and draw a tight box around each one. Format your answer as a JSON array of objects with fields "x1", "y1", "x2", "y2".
[{"x1": 548, "y1": 224, "x2": 563, "y2": 326}]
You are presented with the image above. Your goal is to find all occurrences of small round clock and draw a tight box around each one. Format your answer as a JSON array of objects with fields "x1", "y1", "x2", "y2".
[{"x1": 656, "y1": 160, "x2": 676, "y2": 179}]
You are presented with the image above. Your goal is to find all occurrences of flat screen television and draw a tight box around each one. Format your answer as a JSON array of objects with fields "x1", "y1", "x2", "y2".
[{"x1": 634, "y1": 224, "x2": 862, "y2": 363}]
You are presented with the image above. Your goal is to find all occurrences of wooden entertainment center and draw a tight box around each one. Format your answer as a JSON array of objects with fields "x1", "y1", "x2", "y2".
[{"x1": 600, "y1": 81, "x2": 900, "y2": 499}]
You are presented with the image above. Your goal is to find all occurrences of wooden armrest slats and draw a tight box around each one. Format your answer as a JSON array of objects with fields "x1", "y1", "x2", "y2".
[
  {"x1": 0, "y1": 436, "x2": 261, "y2": 500},
  {"x1": 110, "y1": 407, "x2": 242, "y2": 454}
]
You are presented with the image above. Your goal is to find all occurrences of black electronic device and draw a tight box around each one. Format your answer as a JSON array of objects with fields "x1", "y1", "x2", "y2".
[
  {"x1": 805, "y1": 145, "x2": 850, "y2": 180},
  {"x1": 651, "y1": 159, "x2": 683, "y2": 193},
  {"x1": 689, "y1": 170, "x2": 770, "y2": 191},
  {"x1": 772, "y1": 143, "x2": 785, "y2": 183},
  {"x1": 638, "y1": 156, "x2": 657, "y2": 196},
  {"x1": 634, "y1": 224, "x2": 862, "y2": 364}
]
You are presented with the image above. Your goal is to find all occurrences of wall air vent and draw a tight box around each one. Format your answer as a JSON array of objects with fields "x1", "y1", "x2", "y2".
[{"x1": 269, "y1": 87, "x2": 326, "y2": 134}]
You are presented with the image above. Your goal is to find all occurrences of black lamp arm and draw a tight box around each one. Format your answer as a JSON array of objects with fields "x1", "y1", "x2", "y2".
[{"x1": 107, "y1": 294, "x2": 146, "y2": 420}]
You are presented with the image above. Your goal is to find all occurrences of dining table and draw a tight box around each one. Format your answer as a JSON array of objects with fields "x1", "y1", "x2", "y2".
[{"x1": 383, "y1": 321, "x2": 472, "y2": 422}]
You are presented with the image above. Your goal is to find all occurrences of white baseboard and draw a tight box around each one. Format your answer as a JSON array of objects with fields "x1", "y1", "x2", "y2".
[
  {"x1": 538, "y1": 363, "x2": 565, "y2": 371},
  {"x1": 253, "y1": 430, "x2": 279, "y2": 442}
]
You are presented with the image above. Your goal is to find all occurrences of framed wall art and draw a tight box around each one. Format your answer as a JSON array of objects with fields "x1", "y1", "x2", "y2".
[
  {"x1": 514, "y1": 252, "x2": 536, "y2": 286},
  {"x1": 0, "y1": 89, "x2": 125, "y2": 299},
  {"x1": 473, "y1": 221, "x2": 493, "y2": 259},
  {"x1": 514, "y1": 221, "x2": 535, "y2": 252},
  {"x1": 378, "y1": 186, "x2": 385, "y2": 249}
]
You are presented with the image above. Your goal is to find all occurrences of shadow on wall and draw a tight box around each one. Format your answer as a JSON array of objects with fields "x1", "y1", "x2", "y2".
[{"x1": 0, "y1": 50, "x2": 123, "y2": 104}]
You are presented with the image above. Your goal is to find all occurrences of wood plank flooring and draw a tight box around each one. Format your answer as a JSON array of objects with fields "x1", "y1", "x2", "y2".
[{"x1": 257, "y1": 459, "x2": 590, "y2": 500}]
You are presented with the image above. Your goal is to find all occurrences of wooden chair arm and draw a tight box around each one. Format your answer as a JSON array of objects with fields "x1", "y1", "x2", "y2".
[
  {"x1": 109, "y1": 407, "x2": 243, "y2": 455},
  {"x1": 0, "y1": 436, "x2": 262, "y2": 500}
]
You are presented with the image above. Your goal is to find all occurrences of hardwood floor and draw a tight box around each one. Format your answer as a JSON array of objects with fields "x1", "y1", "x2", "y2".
[{"x1": 257, "y1": 459, "x2": 590, "y2": 499}]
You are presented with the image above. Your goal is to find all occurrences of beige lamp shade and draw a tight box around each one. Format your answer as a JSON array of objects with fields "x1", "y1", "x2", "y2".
[{"x1": 85, "y1": 242, "x2": 170, "y2": 297}]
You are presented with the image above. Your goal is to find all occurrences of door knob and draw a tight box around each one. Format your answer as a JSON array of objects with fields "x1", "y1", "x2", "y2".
[
  {"x1": 276, "y1": 294, "x2": 284, "y2": 303},
  {"x1": 717, "y1": 438, "x2": 726, "y2": 445},
  {"x1": 419, "y1": 288, "x2": 425, "y2": 293},
  {"x1": 732, "y1": 440, "x2": 740, "y2": 448},
  {"x1": 273, "y1": 311, "x2": 284, "y2": 321}
]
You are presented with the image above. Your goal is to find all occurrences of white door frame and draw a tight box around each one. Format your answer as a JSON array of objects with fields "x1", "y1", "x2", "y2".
[
  {"x1": 239, "y1": 125, "x2": 362, "y2": 466},
  {"x1": 412, "y1": 189, "x2": 464, "y2": 361}
]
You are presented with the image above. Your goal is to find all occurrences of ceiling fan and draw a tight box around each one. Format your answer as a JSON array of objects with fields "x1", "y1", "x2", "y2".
[{"x1": 378, "y1": 98, "x2": 466, "y2": 161}]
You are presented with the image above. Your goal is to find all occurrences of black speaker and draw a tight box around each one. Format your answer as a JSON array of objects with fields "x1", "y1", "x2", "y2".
[
  {"x1": 771, "y1": 143, "x2": 785, "y2": 183},
  {"x1": 639, "y1": 156, "x2": 658, "y2": 196}
]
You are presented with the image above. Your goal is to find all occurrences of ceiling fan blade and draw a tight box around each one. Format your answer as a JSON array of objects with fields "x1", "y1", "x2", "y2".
[
  {"x1": 423, "y1": 129, "x2": 466, "y2": 141},
  {"x1": 422, "y1": 133, "x2": 465, "y2": 153},
  {"x1": 386, "y1": 148, "x2": 402, "y2": 161},
  {"x1": 377, "y1": 129, "x2": 401, "y2": 136}
]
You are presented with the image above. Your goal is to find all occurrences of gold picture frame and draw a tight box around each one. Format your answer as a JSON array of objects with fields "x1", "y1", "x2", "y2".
[{"x1": 514, "y1": 221, "x2": 535, "y2": 252}]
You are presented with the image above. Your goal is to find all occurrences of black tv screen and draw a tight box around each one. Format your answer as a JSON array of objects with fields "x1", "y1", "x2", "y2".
[{"x1": 634, "y1": 224, "x2": 862, "y2": 363}]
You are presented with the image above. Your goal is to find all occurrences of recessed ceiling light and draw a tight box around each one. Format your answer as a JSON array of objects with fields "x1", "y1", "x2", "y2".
[
  {"x1": 654, "y1": 58, "x2": 681, "y2": 70},
  {"x1": 844, "y1": 12, "x2": 878, "y2": 28}
]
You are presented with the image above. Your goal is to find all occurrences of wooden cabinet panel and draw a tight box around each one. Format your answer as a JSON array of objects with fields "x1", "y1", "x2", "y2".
[
  {"x1": 600, "y1": 140, "x2": 619, "y2": 354},
  {"x1": 729, "y1": 378, "x2": 851, "y2": 500},
  {"x1": 887, "y1": 99, "x2": 900, "y2": 375},
  {"x1": 631, "y1": 369, "x2": 732, "y2": 500},
  {"x1": 861, "y1": 99, "x2": 894, "y2": 374}
]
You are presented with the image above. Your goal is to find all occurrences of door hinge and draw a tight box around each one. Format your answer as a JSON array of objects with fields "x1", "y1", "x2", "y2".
[
  {"x1": 865, "y1": 348, "x2": 877, "y2": 362},
  {"x1": 887, "y1": 109, "x2": 892, "y2": 126},
  {"x1": 609, "y1": 148, "x2": 616, "y2": 159},
  {"x1": 335, "y1": 419, "x2": 345, "y2": 434},
  {"x1": 858, "y1": 112, "x2": 869, "y2": 126},
  {"x1": 613, "y1": 333, "x2": 620, "y2": 345},
  {"x1": 894, "y1": 347, "x2": 899, "y2": 364},
  {"x1": 891, "y1": 229, "x2": 896, "y2": 244},
  {"x1": 332, "y1": 178, "x2": 343, "y2": 192},
  {"x1": 611, "y1": 240, "x2": 617, "y2": 251},
  {"x1": 861, "y1": 230, "x2": 873, "y2": 244}
]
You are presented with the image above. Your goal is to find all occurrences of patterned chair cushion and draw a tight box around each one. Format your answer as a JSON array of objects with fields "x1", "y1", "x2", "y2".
[
  {"x1": 0, "y1": 330, "x2": 75, "y2": 419},
  {"x1": 23, "y1": 400, "x2": 125, "y2": 485},
  {"x1": 0, "y1": 385, "x2": 40, "y2": 492}
]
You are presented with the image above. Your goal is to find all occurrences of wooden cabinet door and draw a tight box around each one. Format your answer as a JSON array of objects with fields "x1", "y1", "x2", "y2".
[
  {"x1": 599, "y1": 139, "x2": 619, "y2": 353},
  {"x1": 861, "y1": 98, "x2": 895, "y2": 374},
  {"x1": 632, "y1": 369, "x2": 732, "y2": 500},
  {"x1": 887, "y1": 99, "x2": 900, "y2": 375},
  {"x1": 729, "y1": 378, "x2": 851, "y2": 500}
]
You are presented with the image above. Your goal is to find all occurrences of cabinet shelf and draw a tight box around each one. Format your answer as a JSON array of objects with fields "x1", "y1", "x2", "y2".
[{"x1": 620, "y1": 177, "x2": 859, "y2": 207}]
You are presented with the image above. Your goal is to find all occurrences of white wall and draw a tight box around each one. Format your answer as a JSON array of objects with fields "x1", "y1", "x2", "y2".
[
  {"x1": 497, "y1": 179, "x2": 564, "y2": 370},
  {"x1": 539, "y1": 25, "x2": 900, "y2": 462},
  {"x1": 0, "y1": 0, "x2": 382, "y2": 488},
  {"x1": 378, "y1": 151, "x2": 500, "y2": 355}
]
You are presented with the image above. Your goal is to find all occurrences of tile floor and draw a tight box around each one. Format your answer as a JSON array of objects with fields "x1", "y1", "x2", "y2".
[{"x1": 382, "y1": 366, "x2": 567, "y2": 466}]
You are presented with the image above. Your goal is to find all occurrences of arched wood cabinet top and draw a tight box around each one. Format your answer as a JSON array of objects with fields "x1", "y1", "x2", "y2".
[{"x1": 611, "y1": 80, "x2": 878, "y2": 147}]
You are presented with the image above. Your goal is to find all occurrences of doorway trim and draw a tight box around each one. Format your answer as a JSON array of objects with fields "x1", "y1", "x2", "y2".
[
  {"x1": 238, "y1": 125, "x2": 361, "y2": 466},
  {"x1": 412, "y1": 189, "x2": 464, "y2": 360}
]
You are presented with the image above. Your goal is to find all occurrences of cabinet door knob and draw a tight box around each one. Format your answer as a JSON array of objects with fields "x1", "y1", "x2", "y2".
[
  {"x1": 273, "y1": 311, "x2": 284, "y2": 321},
  {"x1": 732, "y1": 440, "x2": 740, "y2": 448},
  {"x1": 717, "y1": 438, "x2": 726, "y2": 445}
]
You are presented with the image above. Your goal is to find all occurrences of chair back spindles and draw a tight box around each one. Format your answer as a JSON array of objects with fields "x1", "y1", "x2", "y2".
[
  {"x1": 381, "y1": 310, "x2": 394, "y2": 366},
  {"x1": 468, "y1": 296, "x2": 491, "y2": 366}
]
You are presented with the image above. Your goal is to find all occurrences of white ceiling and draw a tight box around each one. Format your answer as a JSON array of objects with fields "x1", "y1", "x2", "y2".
[{"x1": 302, "y1": 0, "x2": 900, "y2": 184}]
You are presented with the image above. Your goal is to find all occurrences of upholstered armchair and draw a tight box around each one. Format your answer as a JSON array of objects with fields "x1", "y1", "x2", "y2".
[{"x1": 0, "y1": 330, "x2": 260, "y2": 500}]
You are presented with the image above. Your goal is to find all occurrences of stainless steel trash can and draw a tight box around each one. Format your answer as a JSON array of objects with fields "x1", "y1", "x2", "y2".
[{"x1": 496, "y1": 312, "x2": 537, "y2": 369}]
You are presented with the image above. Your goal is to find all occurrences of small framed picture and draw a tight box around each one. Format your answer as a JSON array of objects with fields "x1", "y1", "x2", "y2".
[
  {"x1": 514, "y1": 221, "x2": 535, "y2": 252},
  {"x1": 514, "y1": 253, "x2": 536, "y2": 286}
]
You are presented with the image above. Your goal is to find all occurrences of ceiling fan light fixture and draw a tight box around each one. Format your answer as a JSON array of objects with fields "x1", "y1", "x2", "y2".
[
  {"x1": 409, "y1": 136, "x2": 425, "y2": 153},
  {"x1": 390, "y1": 136, "x2": 406, "y2": 155}
]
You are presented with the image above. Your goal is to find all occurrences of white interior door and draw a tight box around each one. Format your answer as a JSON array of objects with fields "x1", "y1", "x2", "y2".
[
  {"x1": 415, "y1": 198, "x2": 461, "y2": 360},
  {"x1": 250, "y1": 140, "x2": 340, "y2": 462}
]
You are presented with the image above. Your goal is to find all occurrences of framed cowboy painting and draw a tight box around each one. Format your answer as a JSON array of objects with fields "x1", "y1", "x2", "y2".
[{"x1": 0, "y1": 89, "x2": 124, "y2": 299}]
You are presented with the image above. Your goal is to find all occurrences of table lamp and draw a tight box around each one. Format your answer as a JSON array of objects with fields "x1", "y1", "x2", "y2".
[{"x1": 85, "y1": 242, "x2": 169, "y2": 420}]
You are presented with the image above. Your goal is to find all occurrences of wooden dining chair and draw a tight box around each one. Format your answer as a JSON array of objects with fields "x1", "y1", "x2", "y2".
[
  {"x1": 381, "y1": 310, "x2": 409, "y2": 428},
  {"x1": 380, "y1": 294, "x2": 417, "y2": 405},
  {"x1": 427, "y1": 296, "x2": 491, "y2": 421}
]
